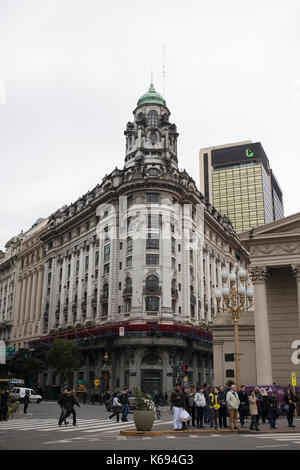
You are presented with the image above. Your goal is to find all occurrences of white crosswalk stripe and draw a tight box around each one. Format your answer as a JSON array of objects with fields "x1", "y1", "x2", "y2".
[
  {"x1": 0, "y1": 418, "x2": 172, "y2": 435},
  {"x1": 242, "y1": 432, "x2": 300, "y2": 446}
]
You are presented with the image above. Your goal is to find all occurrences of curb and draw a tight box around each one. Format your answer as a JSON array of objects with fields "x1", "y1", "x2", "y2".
[{"x1": 120, "y1": 428, "x2": 298, "y2": 436}]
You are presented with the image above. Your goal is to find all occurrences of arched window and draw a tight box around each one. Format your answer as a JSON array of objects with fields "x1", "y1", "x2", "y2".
[
  {"x1": 145, "y1": 296, "x2": 159, "y2": 311},
  {"x1": 146, "y1": 275, "x2": 159, "y2": 292},
  {"x1": 148, "y1": 110, "x2": 158, "y2": 127}
]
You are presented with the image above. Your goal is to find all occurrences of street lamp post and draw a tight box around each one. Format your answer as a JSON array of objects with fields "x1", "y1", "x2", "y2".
[
  {"x1": 104, "y1": 352, "x2": 108, "y2": 393},
  {"x1": 214, "y1": 267, "x2": 254, "y2": 390}
]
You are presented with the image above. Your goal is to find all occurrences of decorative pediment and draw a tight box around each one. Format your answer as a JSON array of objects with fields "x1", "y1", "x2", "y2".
[{"x1": 240, "y1": 212, "x2": 300, "y2": 240}]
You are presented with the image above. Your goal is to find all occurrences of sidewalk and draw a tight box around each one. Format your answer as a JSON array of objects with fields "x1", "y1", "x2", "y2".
[{"x1": 120, "y1": 416, "x2": 299, "y2": 436}]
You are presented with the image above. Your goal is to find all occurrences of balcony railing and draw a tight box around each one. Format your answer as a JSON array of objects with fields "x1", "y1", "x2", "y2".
[{"x1": 143, "y1": 286, "x2": 161, "y2": 295}]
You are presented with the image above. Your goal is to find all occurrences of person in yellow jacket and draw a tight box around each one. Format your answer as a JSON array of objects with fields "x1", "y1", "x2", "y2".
[{"x1": 208, "y1": 387, "x2": 220, "y2": 430}]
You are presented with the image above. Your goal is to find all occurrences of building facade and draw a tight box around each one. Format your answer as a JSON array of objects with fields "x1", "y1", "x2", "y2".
[
  {"x1": 199, "y1": 141, "x2": 284, "y2": 233},
  {"x1": 5, "y1": 84, "x2": 249, "y2": 395},
  {"x1": 212, "y1": 212, "x2": 300, "y2": 388}
]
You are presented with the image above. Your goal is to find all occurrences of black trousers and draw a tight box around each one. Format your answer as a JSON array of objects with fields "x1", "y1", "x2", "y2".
[
  {"x1": 23, "y1": 403, "x2": 29, "y2": 414},
  {"x1": 65, "y1": 408, "x2": 77, "y2": 424},
  {"x1": 218, "y1": 406, "x2": 227, "y2": 428}
]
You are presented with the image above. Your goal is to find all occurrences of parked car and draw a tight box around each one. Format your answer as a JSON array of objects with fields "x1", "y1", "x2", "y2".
[{"x1": 10, "y1": 387, "x2": 42, "y2": 404}]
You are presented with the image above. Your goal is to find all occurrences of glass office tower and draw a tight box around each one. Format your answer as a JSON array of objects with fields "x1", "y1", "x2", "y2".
[{"x1": 199, "y1": 141, "x2": 284, "y2": 233}]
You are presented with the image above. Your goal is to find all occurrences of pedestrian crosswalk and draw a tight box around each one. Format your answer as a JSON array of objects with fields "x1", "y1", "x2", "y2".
[
  {"x1": 0, "y1": 417, "x2": 172, "y2": 436},
  {"x1": 242, "y1": 433, "x2": 300, "y2": 448}
]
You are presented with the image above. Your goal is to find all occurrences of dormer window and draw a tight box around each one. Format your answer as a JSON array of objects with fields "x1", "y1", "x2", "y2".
[
  {"x1": 148, "y1": 168, "x2": 160, "y2": 177},
  {"x1": 148, "y1": 110, "x2": 158, "y2": 127}
]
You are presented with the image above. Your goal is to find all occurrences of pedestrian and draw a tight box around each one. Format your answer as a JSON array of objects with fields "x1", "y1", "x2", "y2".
[
  {"x1": 218, "y1": 385, "x2": 228, "y2": 428},
  {"x1": 0, "y1": 388, "x2": 10, "y2": 421},
  {"x1": 121, "y1": 388, "x2": 130, "y2": 422},
  {"x1": 170, "y1": 383, "x2": 184, "y2": 431},
  {"x1": 254, "y1": 386, "x2": 263, "y2": 426},
  {"x1": 260, "y1": 388, "x2": 269, "y2": 424},
  {"x1": 182, "y1": 386, "x2": 190, "y2": 430},
  {"x1": 208, "y1": 387, "x2": 220, "y2": 430},
  {"x1": 64, "y1": 390, "x2": 80, "y2": 426},
  {"x1": 284, "y1": 387, "x2": 297, "y2": 428},
  {"x1": 248, "y1": 390, "x2": 259, "y2": 431},
  {"x1": 187, "y1": 385, "x2": 196, "y2": 427},
  {"x1": 57, "y1": 389, "x2": 69, "y2": 426},
  {"x1": 267, "y1": 390, "x2": 279, "y2": 430},
  {"x1": 194, "y1": 386, "x2": 206, "y2": 428},
  {"x1": 23, "y1": 390, "x2": 30, "y2": 414},
  {"x1": 203, "y1": 383, "x2": 211, "y2": 424},
  {"x1": 108, "y1": 392, "x2": 122, "y2": 422},
  {"x1": 226, "y1": 384, "x2": 240, "y2": 430},
  {"x1": 237, "y1": 385, "x2": 248, "y2": 428}
]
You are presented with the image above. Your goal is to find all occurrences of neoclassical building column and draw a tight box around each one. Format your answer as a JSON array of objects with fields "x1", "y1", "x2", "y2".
[
  {"x1": 35, "y1": 266, "x2": 44, "y2": 322},
  {"x1": 250, "y1": 266, "x2": 273, "y2": 385},
  {"x1": 29, "y1": 269, "x2": 38, "y2": 324},
  {"x1": 291, "y1": 264, "x2": 300, "y2": 324}
]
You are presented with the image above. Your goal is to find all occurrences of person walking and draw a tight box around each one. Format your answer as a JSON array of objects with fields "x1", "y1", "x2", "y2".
[
  {"x1": 238, "y1": 385, "x2": 248, "y2": 428},
  {"x1": 23, "y1": 390, "x2": 30, "y2": 414},
  {"x1": 284, "y1": 387, "x2": 297, "y2": 428},
  {"x1": 218, "y1": 385, "x2": 228, "y2": 429},
  {"x1": 187, "y1": 385, "x2": 196, "y2": 427},
  {"x1": 226, "y1": 384, "x2": 240, "y2": 430},
  {"x1": 58, "y1": 389, "x2": 69, "y2": 426},
  {"x1": 194, "y1": 386, "x2": 206, "y2": 428},
  {"x1": 208, "y1": 387, "x2": 220, "y2": 430},
  {"x1": 268, "y1": 390, "x2": 279, "y2": 430},
  {"x1": 64, "y1": 390, "x2": 80, "y2": 426},
  {"x1": 0, "y1": 388, "x2": 10, "y2": 421},
  {"x1": 108, "y1": 392, "x2": 122, "y2": 422},
  {"x1": 203, "y1": 383, "x2": 211, "y2": 425},
  {"x1": 121, "y1": 388, "x2": 130, "y2": 422},
  {"x1": 248, "y1": 390, "x2": 259, "y2": 431},
  {"x1": 170, "y1": 383, "x2": 184, "y2": 431},
  {"x1": 260, "y1": 388, "x2": 269, "y2": 424}
]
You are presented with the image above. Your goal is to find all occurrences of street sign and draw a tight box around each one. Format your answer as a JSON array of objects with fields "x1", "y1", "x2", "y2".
[
  {"x1": 119, "y1": 327, "x2": 124, "y2": 336},
  {"x1": 0, "y1": 341, "x2": 6, "y2": 365},
  {"x1": 94, "y1": 379, "x2": 100, "y2": 387},
  {"x1": 291, "y1": 372, "x2": 297, "y2": 387}
]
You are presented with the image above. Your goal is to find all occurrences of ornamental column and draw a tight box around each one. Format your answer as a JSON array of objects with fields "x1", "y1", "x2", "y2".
[
  {"x1": 29, "y1": 269, "x2": 38, "y2": 324},
  {"x1": 250, "y1": 266, "x2": 273, "y2": 385},
  {"x1": 24, "y1": 272, "x2": 33, "y2": 324},
  {"x1": 291, "y1": 264, "x2": 300, "y2": 325},
  {"x1": 35, "y1": 267, "x2": 44, "y2": 322}
]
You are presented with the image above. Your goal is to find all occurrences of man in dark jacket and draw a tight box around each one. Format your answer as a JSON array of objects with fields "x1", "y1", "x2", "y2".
[
  {"x1": 58, "y1": 389, "x2": 69, "y2": 426},
  {"x1": 121, "y1": 388, "x2": 129, "y2": 422},
  {"x1": 0, "y1": 388, "x2": 10, "y2": 421},
  {"x1": 170, "y1": 384, "x2": 184, "y2": 431},
  {"x1": 23, "y1": 390, "x2": 30, "y2": 414},
  {"x1": 203, "y1": 383, "x2": 211, "y2": 424},
  {"x1": 237, "y1": 385, "x2": 248, "y2": 428},
  {"x1": 64, "y1": 390, "x2": 80, "y2": 426},
  {"x1": 268, "y1": 391, "x2": 279, "y2": 430},
  {"x1": 218, "y1": 385, "x2": 228, "y2": 428}
]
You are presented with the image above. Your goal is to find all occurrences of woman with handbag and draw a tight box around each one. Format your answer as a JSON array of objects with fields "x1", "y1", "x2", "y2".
[
  {"x1": 108, "y1": 392, "x2": 122, "y2": 423},
  {"x1": 284, "y1": 387, "x2": 297, "y2": 428},
  {"x1": 194, "y1": 387, "x2": 206, "y2": 428}
]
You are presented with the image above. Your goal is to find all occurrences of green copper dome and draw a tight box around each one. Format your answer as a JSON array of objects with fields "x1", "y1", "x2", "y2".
[{"x1": 137, "y1": 83, "x2": 166, "y2": 107}]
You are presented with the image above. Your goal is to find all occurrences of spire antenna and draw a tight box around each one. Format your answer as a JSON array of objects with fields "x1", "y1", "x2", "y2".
[{"x1": 162, "y1": 43, "x2": 166, "y2": 98}]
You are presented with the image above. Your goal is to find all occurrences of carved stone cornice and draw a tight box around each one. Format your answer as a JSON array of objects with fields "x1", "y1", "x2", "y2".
[{"x1": 249, "y1": 266, "x2": 269, "y2": 283}]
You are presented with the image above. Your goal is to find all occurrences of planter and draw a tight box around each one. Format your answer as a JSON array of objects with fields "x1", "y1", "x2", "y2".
[{"x1": 133, "y1": 410, "x2": 155, "y2": 431}]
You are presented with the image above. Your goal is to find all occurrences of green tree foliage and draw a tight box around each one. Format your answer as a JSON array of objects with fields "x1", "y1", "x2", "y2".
[
  {"x1": 46, "y1": 339, "x2": 82, "y2": 386},
  {"x1": 9, "y1": 352, "x2": 44, "y2": 386}
]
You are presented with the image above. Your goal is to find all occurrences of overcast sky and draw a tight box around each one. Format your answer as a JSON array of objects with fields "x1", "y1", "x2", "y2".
[{"x1": 0, "y1": 0, "x2": 299, "y2": 250}]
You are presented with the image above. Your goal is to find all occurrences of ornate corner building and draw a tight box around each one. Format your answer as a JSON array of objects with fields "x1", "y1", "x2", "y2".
[{"x1": 2, "y1": 84, "x2": 249, "y2": 395}]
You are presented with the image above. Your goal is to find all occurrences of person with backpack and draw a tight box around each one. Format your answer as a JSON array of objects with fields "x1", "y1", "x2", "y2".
[
  {"x1": 194, "y1": 386, "x2": 206, "y2": 428},
  {"x1": 208, "y1": 387, "x2": 220, "y2": 430}
]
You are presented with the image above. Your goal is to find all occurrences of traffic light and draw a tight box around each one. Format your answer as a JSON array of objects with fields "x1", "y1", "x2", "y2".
[{"x1": 181, "y1": 364, "x2": 188, "y2": 373}]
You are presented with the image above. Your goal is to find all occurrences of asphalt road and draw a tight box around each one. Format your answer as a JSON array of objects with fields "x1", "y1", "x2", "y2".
[{"x1": 1, "y1": 401, "x2": 300, "y2": 452}]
